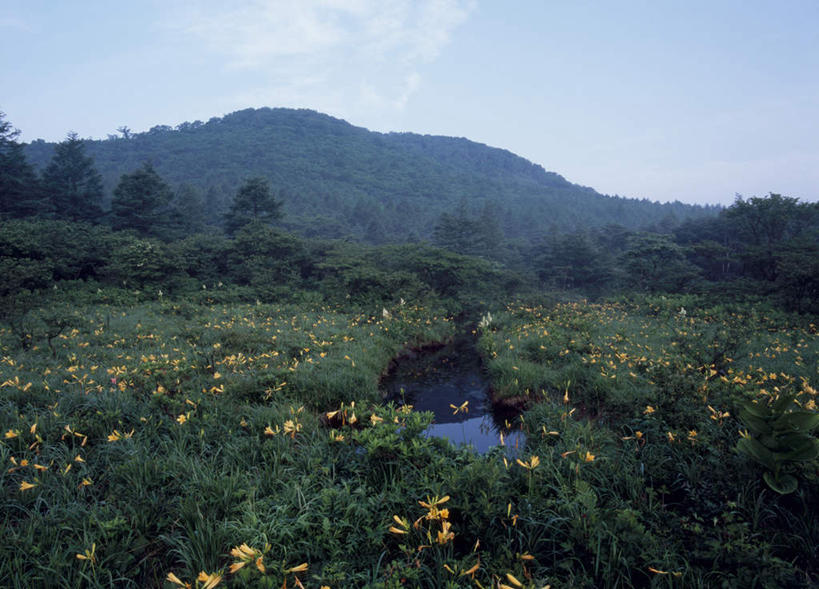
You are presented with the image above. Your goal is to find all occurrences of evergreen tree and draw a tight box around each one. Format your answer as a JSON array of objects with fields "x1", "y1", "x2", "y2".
[
  {"x1": 224, "y1": 177, "x2": 283, "y2": 235},
  {"x1": 42, "y1": 132, "x2": 104, "y2": 222},
  {"x1": 0, "y1": 111, "x2": 42, "y2": 219},
  {"x1": 171, "y1": 183, "x2": 207, "y2": 234},
  {"x1": 432, "y1": 200, "x2": 503, "y2": 258},
  {"x1": 110, "y1": 162, "x2": 173, "y2": 237}
]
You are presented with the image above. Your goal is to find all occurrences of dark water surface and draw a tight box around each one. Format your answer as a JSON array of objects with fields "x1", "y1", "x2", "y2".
[{"x1": 381, "y1": 337, "x2": 524, "y2": 453}]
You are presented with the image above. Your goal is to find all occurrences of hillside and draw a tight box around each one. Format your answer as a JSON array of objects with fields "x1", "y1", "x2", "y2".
[{"x1": 24, "y1": 107, "x2": 717, "y2": 242}]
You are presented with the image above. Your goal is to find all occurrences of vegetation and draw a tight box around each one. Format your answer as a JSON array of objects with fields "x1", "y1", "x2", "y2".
[
  {"x1": 21, "y1": 107, "x2": 718, "y2": 242},
  {"x1": 1, "y1": 108, "x2": 817, "y2": 586}
]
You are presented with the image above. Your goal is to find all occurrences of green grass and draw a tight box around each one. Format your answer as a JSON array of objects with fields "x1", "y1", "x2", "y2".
[{"x1": 1, "y1": 295, "x2": 817, "y2": 587}]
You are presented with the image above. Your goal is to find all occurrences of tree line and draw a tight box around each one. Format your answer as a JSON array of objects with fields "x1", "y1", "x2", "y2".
[
  {"x1": 3, "y1": 110, "x2": 818, "y2": 313},
  {"x1": 2, "y1": 112, "x2": 280, "y2": 238}
]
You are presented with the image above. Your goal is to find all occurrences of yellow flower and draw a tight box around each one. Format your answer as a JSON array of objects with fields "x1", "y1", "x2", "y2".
[
  {"x1": 582, "y1": 451, "x2": 595, "y2": 462},
  {"x1": 166, "y1": 572, "x2": 191, "y2": 588},
  {"x1": 107, "y1": 429, "x2": 133, "y2": 442},
  {"x1": 389, "y1": 514, "x2": 410, "y2": 535},
  {"x1": 516, "y1": 455, "x2": 541, "y2": 470},
  {"x1": 197, "y1": 571, "x2": 222, "y2": 589},
  {"x1": 283, "y1": 419, "x2": 302, "y2": 438},
  {"x1": 644, "y1": 405, "x2": 656, "y2": 415},
  {"x1": 449, "y1": 401, "x2": 469, "y2": 415},
  {"x1": 19, "y1": 480, "x2": 37, "y2": 491},
  {"x1": 285, "y1": 563, "x2": 308, "y2": 573},
  {"x1": 436, "y1": 520, "x2": 455, "y2": 545},
  {"x1": 4, "y1": 429, "x2": 20, "y2": 439},
  {"x1": 505, "y1": 572, "x2": 524, "y2": 587},
  {"x1": 76, "y1": 543, "x2": 96, "y2": 564},
  {"x1": 176, "y1": 414, "x2": 187, "y2": 425},
  {"x1": 419, "y1": 495, "x2": 450, "y2": 509},
  {"x1": 460, "y1": 562, "x2": 480, "y2": 577}
]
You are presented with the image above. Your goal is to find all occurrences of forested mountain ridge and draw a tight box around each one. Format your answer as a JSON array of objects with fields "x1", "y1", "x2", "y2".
[{"x1": 24, "y1": 107, "x2": 717, "y2": 242}]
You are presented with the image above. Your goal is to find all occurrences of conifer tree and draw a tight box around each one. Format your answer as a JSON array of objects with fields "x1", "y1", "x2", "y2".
[
  {"x1": 42, "y1": 132, "x2": 104, "y2": 222},
  {"x1": 110, "y1": 162, "x2": 173, "y2": 237},
  {"x1": 0, "y1": 111, "x2": 42, "y2": 219},
  {"x1": 224, "y1": 177, "x2": 283, "y2": 235}
]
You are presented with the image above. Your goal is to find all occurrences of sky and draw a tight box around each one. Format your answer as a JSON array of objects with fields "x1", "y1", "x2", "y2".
[{"x1": 2, "y1": 0, "x2": 818, "y2": 206}]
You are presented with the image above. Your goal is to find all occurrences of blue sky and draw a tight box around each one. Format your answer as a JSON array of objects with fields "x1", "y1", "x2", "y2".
[{"x1": 2, "y1": 0, "x2": 818, "y2": 205}]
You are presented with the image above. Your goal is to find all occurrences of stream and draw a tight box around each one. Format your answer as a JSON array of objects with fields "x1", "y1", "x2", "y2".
[{"x1": 381, "y1": 336, "x2": 525, "y2": 453}]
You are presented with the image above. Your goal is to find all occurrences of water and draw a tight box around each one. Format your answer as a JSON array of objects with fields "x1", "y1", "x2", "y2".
[{"x1": 381, "y1": 337, "x2": 525, "y2": 453}]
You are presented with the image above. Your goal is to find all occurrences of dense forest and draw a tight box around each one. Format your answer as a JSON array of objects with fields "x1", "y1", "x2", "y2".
[
  {"x1": 21, "y1": 107, "x2": 718, "y2": 243},
  {"x1": 2, "y1": 108, "x2": 818, "y2": 587},
  {"x1": 3, "y1": 108, "x2": 817, "y2": 312}
]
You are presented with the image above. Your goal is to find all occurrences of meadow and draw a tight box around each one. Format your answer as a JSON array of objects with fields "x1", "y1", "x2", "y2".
[{"x1": 1, "y1": 292, "x2": 817, "y2": 587}]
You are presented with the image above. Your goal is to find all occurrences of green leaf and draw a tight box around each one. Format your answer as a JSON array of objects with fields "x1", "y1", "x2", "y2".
[
  {"x1": 781, "y1": 439, "x2": 819, "y2": 462},
  {"x1": 772, "y1": 393, "x2": 796, "y2": 414},
  {"x1": 737, "y1": 437, "x2": 776, "y2": 471},
  {"x1": 763, "y1": 472, "x2": 798, "y2": 494},
  {"x1": 738, "y1": 401, "x2": 771, "y2": 420},
  {"x1": 738, "y1": 411, "x2": 771, "y2": 436},
  {"x1": 776, "y1": 411, "x2": 819, "y2": 433}
]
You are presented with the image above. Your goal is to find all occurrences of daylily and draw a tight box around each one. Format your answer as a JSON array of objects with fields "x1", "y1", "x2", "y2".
[
  {"x1": 197, "y1": 571, "x2": 222, "y2": 589},
  {"x1": 505, "y1": 572, "x2": 524, "y2": 587},
  {"x1": 166, "y1": 572, "x2": 191, "y2": 588},
  {"x1": 516, "y1": 455, "x2": 541, "y2": 470},
  {"x1": 436, "y1": 520, "x2": 454, "y2": 545},
  {"x1": 449, "y1": 400, "x2": 469, "y2": 415}
]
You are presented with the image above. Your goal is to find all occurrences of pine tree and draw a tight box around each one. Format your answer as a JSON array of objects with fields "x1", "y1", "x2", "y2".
[
  {"x1": 42, "y1": 132, "x2": 104, "y2": 222},
  {"x1": 0, "y1": 112, "x2": 43, "y2": 219},
  {"x1": 224, "y1": 177, "x2": 283, "y2": 235},
  {"x1": 110, "y1": 162, "x2": 174, "y2": 237}
]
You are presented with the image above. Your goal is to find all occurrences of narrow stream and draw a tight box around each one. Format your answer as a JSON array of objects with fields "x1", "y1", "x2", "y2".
[{"x1": 381, "y1": 336, "x2": 525, "y2": 453}]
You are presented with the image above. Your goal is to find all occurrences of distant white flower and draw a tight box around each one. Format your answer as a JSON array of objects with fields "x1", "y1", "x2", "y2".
[
  {"x1": 382, "y1": 308, "x2": 392, "y2": 319},
  {"x1": 478, "y1": 312, "x2": 493, "y2": 329},
  {"x1": 678, "y1": 307, "x2": 687, "y2": 317}
]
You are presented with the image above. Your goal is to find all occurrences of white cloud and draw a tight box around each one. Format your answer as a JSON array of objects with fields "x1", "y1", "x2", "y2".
[{"x1": 165, "y1": 0, "x2": 473, "y2": 121}]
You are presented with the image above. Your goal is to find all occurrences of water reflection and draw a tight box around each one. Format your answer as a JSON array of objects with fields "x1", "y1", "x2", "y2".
[{"x1": 382, "y1": 338, "x2": 525, "y2": 453}]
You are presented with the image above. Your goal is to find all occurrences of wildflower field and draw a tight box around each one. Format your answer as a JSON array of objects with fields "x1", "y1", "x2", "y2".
[{"x1": 1, "y1": 293, "x2": 817, "y2": 587}]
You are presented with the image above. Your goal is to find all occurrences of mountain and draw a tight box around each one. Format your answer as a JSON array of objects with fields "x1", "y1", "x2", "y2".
[{"x1": 24, "y1": 107, "x2": 718, "y2": 242}]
